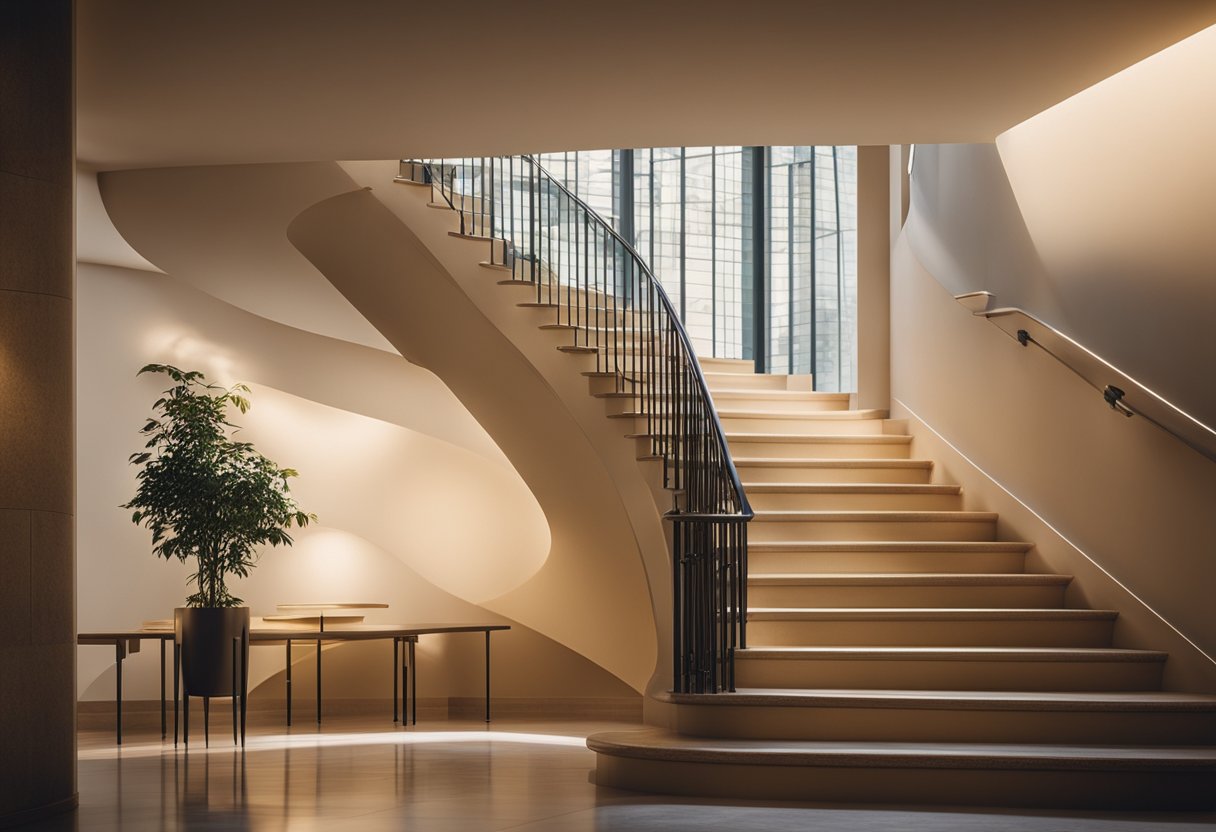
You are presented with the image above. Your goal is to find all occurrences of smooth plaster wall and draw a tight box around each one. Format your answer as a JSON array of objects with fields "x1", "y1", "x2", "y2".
[
  {"x1": 75, "y1": 262, "x2": 638, "y2": 706},
  {"x1": 892, "y1": 203, "x2": 1216, "y2": 691},
  {"x1": 912, "y1": 25, "x2": 1216, "y2": 426},
  {"x1": 0, "y1": 0, "x2": 77, "y2": 823},
  {"x1": 288, "y1": 173, "x2": 663, "y2": 695},
  {"x1": 75, "y1": 161, "x2": 650, "y2": 706}
]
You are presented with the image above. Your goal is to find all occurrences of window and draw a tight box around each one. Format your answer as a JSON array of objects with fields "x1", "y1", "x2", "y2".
[{"x1": 539, "y1": 145, "x2": 857, "y2": 391}]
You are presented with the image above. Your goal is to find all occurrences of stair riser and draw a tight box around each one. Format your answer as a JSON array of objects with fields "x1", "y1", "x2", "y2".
[
  {"x1": 749, "y1": 519, "x2": 996, "y2": 542},
  {"x1": 728, "y1": 440, "x2": 911, "y2": 460},
  {"x1": 594, "y1": 755, "x2": 1216, "y2": 810},
  {"x1": 710, "y1": 396, "x2": 851, "y2": 413},
  {"x1": 673, "y1": 705, "x2": 1216, "y2": 745},
  {"x1": 735, "y1": 657, "x2": 1164, "y2": 691},
  {"x1": 746, "y1": 618, "x2": 1115, "y2": 648},
  {"x1": 747, "y1": 583, "x2": 1066, "y2": 608},
  {"x1": 705, "y1": 373, "x2": 812, "y2": 391},
  {"x1": 746, "y1": 491, "x2": 962, "y2": 511},
  {"x1": 747, "y1": 551, "x2": 1027, "y2": 574},
  {"x1": 720, "y1": 416, "x2": 889, "y2": 435},
  {"x1": 698, "y1": 358, "x2": 756, "y2": 374},
  {"x1": 736, "y1": 465, "x2": 932, "y2": 484}
]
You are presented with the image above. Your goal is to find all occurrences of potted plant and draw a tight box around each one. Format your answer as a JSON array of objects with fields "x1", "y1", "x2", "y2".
[{"x1": 124, "y1": 364, "x2": 314, "y2": 731}]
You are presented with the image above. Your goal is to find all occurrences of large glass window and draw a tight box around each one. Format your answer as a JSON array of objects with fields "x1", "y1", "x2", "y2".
[{"x1": 537, "y1": 145, "x2": 857, "y2": 391}]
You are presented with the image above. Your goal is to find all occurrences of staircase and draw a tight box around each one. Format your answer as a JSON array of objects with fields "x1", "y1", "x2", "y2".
[
  {"x1": 347, "y1": 157, "x2": 1216, "y2": 810},
  {"x1": 589, "y1": 357, "x2": 1216, "y2": 809}
]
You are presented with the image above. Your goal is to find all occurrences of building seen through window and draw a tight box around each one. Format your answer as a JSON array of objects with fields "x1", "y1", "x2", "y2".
[{"x1": 538, "y1": 146, "x2": 857, "y2": 392}]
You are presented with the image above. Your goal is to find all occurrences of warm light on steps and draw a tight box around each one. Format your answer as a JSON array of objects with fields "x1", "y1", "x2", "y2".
[
  {"x1": 747, "y1": 572, "x2": 1069, "y2": 607},
  {"x1": 748, "y1": 510, "x2": 998, "y2": 543},
  {"x1": 746, "y1": 541, "x2": 1032, "y2": 575},
  {"x1": 733, "y1": 646, "x2": 1168, "y2": 692},
  {"x1": 734, "y1": 457, "x2": 935, "y2": 484},
  {"x1": 744, "y1": 606, "x2": 1118, "y2": 648}
]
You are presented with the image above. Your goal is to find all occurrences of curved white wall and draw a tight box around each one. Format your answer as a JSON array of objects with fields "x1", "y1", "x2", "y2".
[{"x1": 75, "y1": 166, "x2": 647, "y2": 704}]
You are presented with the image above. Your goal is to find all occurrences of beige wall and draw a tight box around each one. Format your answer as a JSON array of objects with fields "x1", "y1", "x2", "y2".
[
  {"x1": 912, "y1": 25, "x2": 1216, "y2": 426},
  {"x1": 891, "y1": 230, "x2": 1216, "y2": 691}
]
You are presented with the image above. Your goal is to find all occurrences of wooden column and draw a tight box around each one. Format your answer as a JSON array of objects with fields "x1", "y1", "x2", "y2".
[{"x1": 0, "y1": 0, "x2": 77, "y2": 825}]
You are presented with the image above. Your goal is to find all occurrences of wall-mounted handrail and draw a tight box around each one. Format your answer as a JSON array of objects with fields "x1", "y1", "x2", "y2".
[
  {"x1": 958, "y1": 293, "x2": 1216, "y2": 462},
  {"x1": 401, "y1": 157, "x2": 752, "y2": 694}
]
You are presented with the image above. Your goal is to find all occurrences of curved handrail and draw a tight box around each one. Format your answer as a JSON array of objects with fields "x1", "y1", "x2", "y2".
[
  {"x1": 518, "y1": 154, "x2": 753, "y2": 519},
  {"x1": 958, "y1": 293, "x2": 1216, "y2": 463},
  {"x1": 403, "y1": 156, "x2": 751, "y2": 693}
]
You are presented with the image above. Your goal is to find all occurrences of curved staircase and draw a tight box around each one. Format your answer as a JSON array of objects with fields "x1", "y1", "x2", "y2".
[
  {"x1": 589, "y1": 358, "x2": 1216, "y2": 809},
  {"x1": 326, "y1": 156, "x2": 1216, "y2": 810}
]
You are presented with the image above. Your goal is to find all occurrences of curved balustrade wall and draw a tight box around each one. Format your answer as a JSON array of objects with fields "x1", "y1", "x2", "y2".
[{"x1": 413, "y1": 157, "x2": 751, "y2": 693}]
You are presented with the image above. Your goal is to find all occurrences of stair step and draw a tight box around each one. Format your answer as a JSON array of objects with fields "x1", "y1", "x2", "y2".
[
  {"x1": 588, "y1": 728, "x2": 1216, "y2": 809},
  {"x1": 747, "y1": 541, "x2": 1032, "y2": 575},
  {"x1": 746, "y1": 608, "x2": 1116, "y2": 648},
  {"x1": 697, "y1": 357, "x2": 756, "y2": 374},
  {"x1": 703, "y1": 371, "x2": 814, "y2": 391},
  {"x1": 748, "y1": 573, "x2": 1069, "y2": 607},
  {"x1": 749, "y1": 510, "x2": 998, "y2": 542},
  {"x1": 734, "y1": 458, "x2": 934, "y2": 484},
  {"x1": 734, "y1": 647, "x2": 1167, "y2": 691},
  {"x1": 727, "y1": 433, "x2": 912, "y2": 460},
  {"x1": 712, "y1": 390, "x2": 852, "y2": 413},
  {"x1": 719, "y1": 410, "x2": 890, "y2": 436},
  {"x1": 745, "y1": 482, "x2": 962, "y2": 510},
  {"x1": 668, "y1": 689, "x2": 1216, "y2": 745}
]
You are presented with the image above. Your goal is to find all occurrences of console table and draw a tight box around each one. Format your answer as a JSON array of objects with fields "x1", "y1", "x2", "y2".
[{"x1": 77, "y1": 622, "x2": 510, "y2": 745}]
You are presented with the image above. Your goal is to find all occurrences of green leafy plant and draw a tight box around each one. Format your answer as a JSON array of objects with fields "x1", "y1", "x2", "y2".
[{"x1": 124, "y1": 364, "x2": 314, "y2": 608}]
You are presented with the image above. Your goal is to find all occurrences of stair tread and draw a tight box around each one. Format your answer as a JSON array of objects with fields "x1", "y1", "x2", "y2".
[
  {"x1": 669, "y1": 688, "x2": 1216, "y2": 712},
  {"x1": 727, "y1": 433, "x2": 912, "y2": 443},
  {"x1": 752, "y1": 510, "x2": 998, "y2": 522},
  {"x1": 588, "y1": 728, "x2": 1216, "y2": 768},
  {"x1": 749, "y1": 573, "x2": 1068, "y2": 586},
  {"x1": 734, "y1": 458, "x2": 933, "y2": 468},
  {"x1": 748, "y1": 541, "x2": 1032, "y2": 552},
  {"x1": 744, "y1": 483, "x2": 961, "y2": 494},
  {"x1": 712, "y1": 390, "x2": 850, "y2": 400},
  {"x1": 747, "y1": 607, "x2": 1118, "y2": 621},
  {"x1": 719, "y1": 409, "x2": 888, "y2": 420},
  {"x1": 737, "y1": 646, "x2": 1168, "y2": 662}
]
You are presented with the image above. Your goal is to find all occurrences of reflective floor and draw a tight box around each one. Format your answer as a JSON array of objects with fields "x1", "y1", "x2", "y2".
[{"x1": 22, "y1": 716, "x2": 1216, "y2": 831}]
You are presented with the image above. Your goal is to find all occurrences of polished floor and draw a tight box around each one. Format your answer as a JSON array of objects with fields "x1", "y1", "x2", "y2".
[{"x1": 21, "y1": 716, "x2": 1216, "y2": 831}]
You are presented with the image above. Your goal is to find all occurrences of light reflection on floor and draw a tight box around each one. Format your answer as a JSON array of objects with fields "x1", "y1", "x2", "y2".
[{"x1": 21, "y1": 717, "x2": 1216, "y2": 831}]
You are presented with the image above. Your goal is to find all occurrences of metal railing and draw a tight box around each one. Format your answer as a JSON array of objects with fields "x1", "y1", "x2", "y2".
[
  {"x1": 958, "y1": 292, "x2": 1216, "y2": 463},
  {"x1": 401, "y1": 157, "x2": 753, "y2": 693}
]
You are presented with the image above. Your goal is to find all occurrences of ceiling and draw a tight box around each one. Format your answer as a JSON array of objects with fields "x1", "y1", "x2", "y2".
[{"x1": 77, "y1": 0, "x2": 1216, "y2": 169}]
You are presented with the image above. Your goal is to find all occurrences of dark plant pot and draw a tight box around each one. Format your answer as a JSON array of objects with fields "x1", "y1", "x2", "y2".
[{"x1": 175, "y1": 607, "x2": 250, "y2": 698}]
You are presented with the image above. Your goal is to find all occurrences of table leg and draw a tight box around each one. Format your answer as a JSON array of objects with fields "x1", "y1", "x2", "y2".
[
  {"x1": 173, "y1": 642, "x2": 180, "y2": 747},
  {"x1": 160, "y1": 639, "x2": 167, "y2": 739},
  {"x1": 115, "y1": 641, "x2": 123, "y2": 745},
  {"x1": 392, "y1": 638, "x2": 399, "y2": 723},
  {"x1": 316, "y1": 638, "x2": 322, "y2": 725},
  {"x1": 203, "y1": 696, "x2": 210, "y2": 748},
  {"x1": 232, "y1": 637, "x2": 239, "y2": 747},
  {"x1": 409, "y1": 639, "x2": 416, "y2": 726},
  {"x1": 286, "y1": 639, "x2": 292, "y2": 727},
  {"x1": 484, "y1": 630, "x2": 491, "y2": 723}
]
